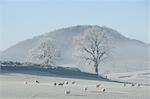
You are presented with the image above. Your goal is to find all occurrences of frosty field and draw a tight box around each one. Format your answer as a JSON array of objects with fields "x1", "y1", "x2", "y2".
[
  {"x1": 0, "y1": 72, "x2": 149, "y2": 99},
  {"x1": 1, "y1": 0, "x2": 149, "y2": 98}
]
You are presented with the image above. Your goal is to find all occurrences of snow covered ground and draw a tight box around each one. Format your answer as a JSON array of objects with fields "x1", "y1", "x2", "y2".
[
  {"x1": 0, "y1": 71, "x2": 150, "y2": 99},
  {"x1": 106, "y1": 70, "x2": 150, "y2": 85}
]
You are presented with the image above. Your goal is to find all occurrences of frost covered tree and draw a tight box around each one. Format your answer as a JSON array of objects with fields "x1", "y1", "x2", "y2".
[
  {"x1": 73, "y1": 27, "x2": 112, "y2": 74},
  {"x1": 29, "y1": 38, "x2": 61, "y2": 67}
]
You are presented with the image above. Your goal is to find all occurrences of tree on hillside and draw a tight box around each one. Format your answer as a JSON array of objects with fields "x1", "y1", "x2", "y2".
[
  {"x1": 73, "y1": 27, "x2": 112, "y2": 75},
  {"x1": 29, "y1": 37, "x2": 61, "y2": 67}
]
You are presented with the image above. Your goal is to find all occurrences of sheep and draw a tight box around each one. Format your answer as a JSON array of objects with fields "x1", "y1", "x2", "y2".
[
  {"x1": 83, "y1": 87, "x2": 88, "y2": 92},
  {"x1": 96, "y1": 84, "x2": 101, "y2": 88},
  {"x1": 35, "y1": 80, "x2": 39, "y2": 84},
  {"x1": 137, "y1": 83, "x2": 141, "y2": 87},
  {"x1": 58, "y1": 82, "x2": 64, "y2": 86},
  {"x1": 101, "y1": 87, "x2": 106, "y2": 92},
  {"x1": 64, "y1": 81, "x2": 69, "y2": 85},
  {"x1": 24, "y1": 81, "x2": 28, "y2": 84},
  {"x1": 53, "y1": 82, "x2": 57, "y2": 86},
  {"x1": 136, "y1": 83, "x2": 141, "y2": 87},
  {"x1": 65, "y1": 90, "x2": 70, "y2": 95},
  {"x1": 72, "y1": 81, "x2": 76, "y2": 84},
  {"x1": 131, "y1": 83, "x2": 135, "y2": 87}
]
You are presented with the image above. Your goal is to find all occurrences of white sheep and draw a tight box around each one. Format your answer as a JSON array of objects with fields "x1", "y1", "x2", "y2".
[
  {"x1": 83, "y1": 87, "x2": 88, "y2": 92},
  {"x1": 101, "y1": 87, "x2": 106, "y2": 92},
  {"x1": 64, "y1": 81, "x2": 69, "y2": 85},
  {"x1": 65, "y1": 90, "x2": 70, "y2": 95},
  {"x1": 24, "y1": 81, "x2": 28, "y2": 84}
]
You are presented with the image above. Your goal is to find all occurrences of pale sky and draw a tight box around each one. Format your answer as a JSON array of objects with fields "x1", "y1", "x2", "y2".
[{"x1": 0, "y1": 0, "x2": 149, "y2": 51}]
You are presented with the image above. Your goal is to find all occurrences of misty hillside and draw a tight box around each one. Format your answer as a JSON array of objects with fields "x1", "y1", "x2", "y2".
[{"x1": 1, "y1": 25, "x2": 149, "y2": 73}]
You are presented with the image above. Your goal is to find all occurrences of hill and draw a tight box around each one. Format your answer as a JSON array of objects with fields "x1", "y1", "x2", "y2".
[{"x1": 1, "y1": 25, "x2": 149, "y2": 73}]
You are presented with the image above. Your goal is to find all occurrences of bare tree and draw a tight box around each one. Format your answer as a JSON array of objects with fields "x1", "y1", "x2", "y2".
[
  {"x1": 73, "y1": 27, "x2": 112, "y2": 74},
  {"x1": 29, "y1": 37, "x2": 61, "y2": 67}
]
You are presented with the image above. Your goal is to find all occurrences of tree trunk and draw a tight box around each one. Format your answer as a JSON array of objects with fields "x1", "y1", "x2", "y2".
[{"x1": 94, "y1": 63, "x2": 98, "y2": 75}]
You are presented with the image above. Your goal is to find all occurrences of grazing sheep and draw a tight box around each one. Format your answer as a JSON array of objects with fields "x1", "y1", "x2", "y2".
[
  {"x1": 65, "y1": 81, "x2": 69, "y2": 85},
  {"x1": 101, "y1": 88, "x2": 106, "y2": 92},
  {"x1": 72, "y1": 81, "x2": 76, "y2": 84},
  {"x1": 53, "y1": 82, "x2": 57, "y2": 86},
  {"x1": 137, "y1": 83, "x2": 141, "y2": 87},
  {"x1": 58, "y1": 83, "x2": 64, "y2": 86},
  {"x1": 24, "y1": 81, "x2": 28, "y2": 84},
  {"x1": 134, "y1": 83, "x2": 141, "y2": 87},
  {"x1": 83, "y1": 87, "x2": 88, "y2": 92},
  {"x1": 96, "y1": 84, "x2": 101, "y2": 88},
  {"x1": 131, "y1": 83, "x2": 135, "y2": 86},
  {"x1": 65, "y1": 90, "x2": 70, "y2": 95},
  {"x1": 35, "y1": 80, "x2": 39, "y2": 84}
]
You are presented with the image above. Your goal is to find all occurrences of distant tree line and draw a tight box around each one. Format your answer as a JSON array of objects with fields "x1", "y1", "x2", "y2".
[{"x1": 0, "y1": 61, "x2": 40, "y2": 67}]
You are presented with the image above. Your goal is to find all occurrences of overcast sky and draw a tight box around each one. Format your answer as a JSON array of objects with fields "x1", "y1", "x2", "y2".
[{"x1": 0, "y1": 0, "x2": 149, "y2": 51}]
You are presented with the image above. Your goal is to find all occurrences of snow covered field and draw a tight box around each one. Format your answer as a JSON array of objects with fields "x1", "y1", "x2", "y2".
[
  {"x1": 0, "y1": 72, "x2": 150, "y2": 99},
  {"x1": 106, "y1": 70, "x2": 150, "y2": 85}
]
